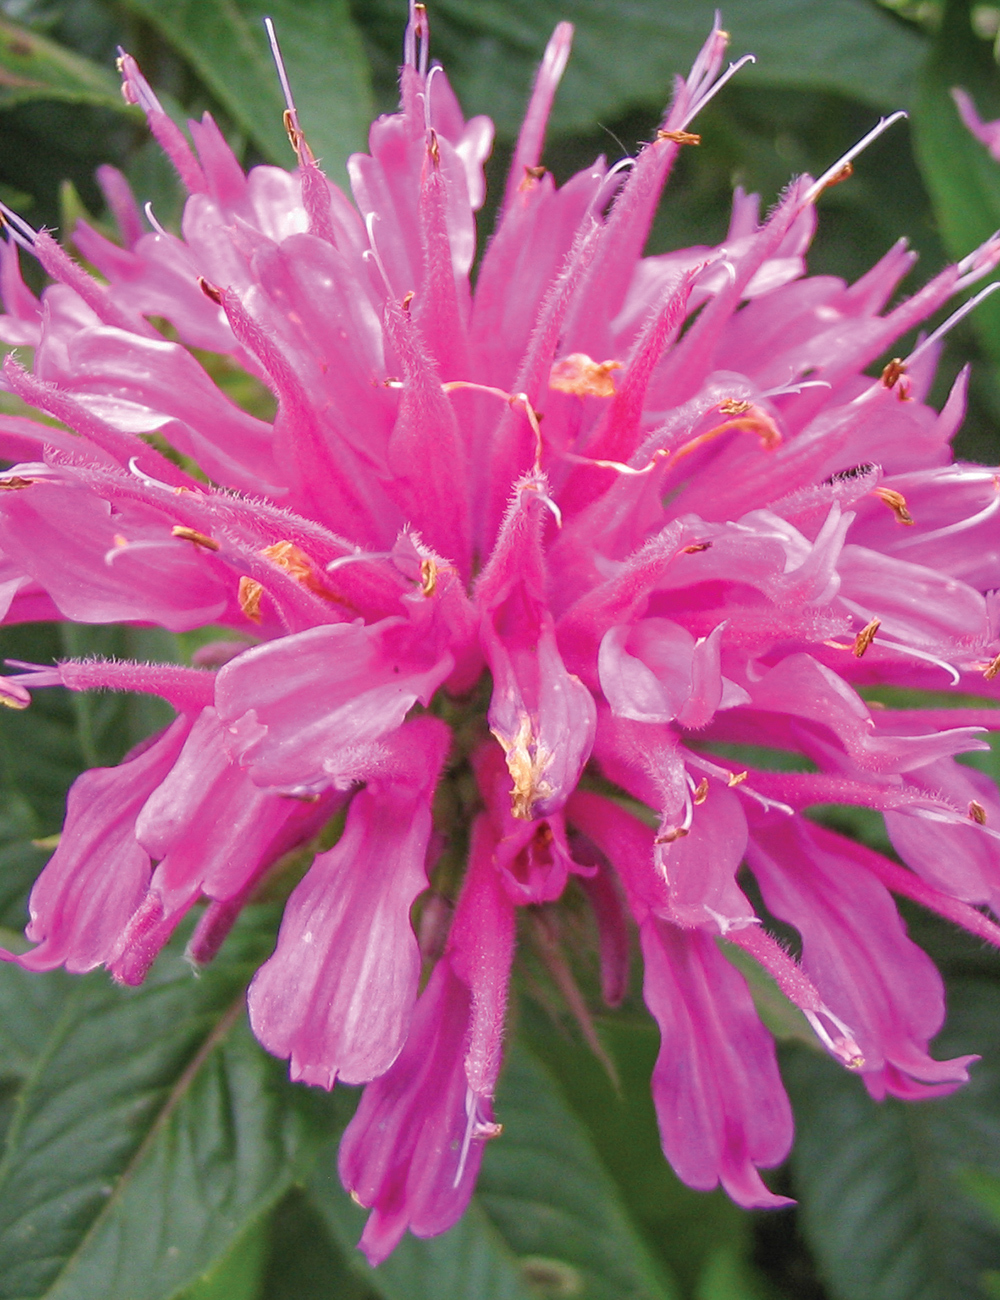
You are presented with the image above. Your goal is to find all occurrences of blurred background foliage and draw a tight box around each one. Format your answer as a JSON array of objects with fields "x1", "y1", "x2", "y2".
[{"x1": 1, "y1": 1, "x2": 1000, "y2": 1298}]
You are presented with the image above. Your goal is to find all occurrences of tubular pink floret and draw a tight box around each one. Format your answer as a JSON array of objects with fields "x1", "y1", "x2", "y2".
[
  {"x1": 726, "y1": 923, "x2": 865, "y2": 1068},
  {"x1": 504, "y1": 21, "x2": 574, "y2": 210},
  {"x1": 7, "y1": 658, "x2": 216, "y2": 712},
  {"x1": 117, "y1": 50, "x2": 207, "y2": 194}
]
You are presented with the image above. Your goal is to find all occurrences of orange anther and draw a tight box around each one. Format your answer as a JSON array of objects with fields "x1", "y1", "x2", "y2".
[
  {"x1": 172, "y1": 525, "x2": 220, "y2": 551},
  {"x1": 852, "y1": 617, "x2": 880, "y2": 658}
]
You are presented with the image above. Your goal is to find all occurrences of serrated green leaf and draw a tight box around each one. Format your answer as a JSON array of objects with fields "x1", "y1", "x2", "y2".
[
  {"x1": 0, "y1": 15, "x2": 125, "y2": 111},
  {"x1": 119, "y1": 0, "x2": 373, "y2": 177},
  {"x1": 355, "y1": 0, "x2": 927, "y2": 139},
  {"x1": 785, "y1": 976, "x2": 1000, "y2": 1300},
  {"x1": 0, "y1": 908, "x2": 335, "y2": 1300},
  {"x1": 309, "y1": 1038, "x2": 680, "y2": 1300}
]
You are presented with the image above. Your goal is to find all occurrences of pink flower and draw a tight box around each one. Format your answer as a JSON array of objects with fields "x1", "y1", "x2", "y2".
[
  {"x1": 952, "y1": 87, "x2": 1000, "y2": 160},
  {"x1": 2, "y1": 1, "x2": 1000, "y2": 1261}
]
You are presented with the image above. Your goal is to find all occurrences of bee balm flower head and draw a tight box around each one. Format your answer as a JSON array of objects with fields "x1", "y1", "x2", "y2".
[{"x1": 2, "y1": 1, "x2": 1000, "y2": 1264}]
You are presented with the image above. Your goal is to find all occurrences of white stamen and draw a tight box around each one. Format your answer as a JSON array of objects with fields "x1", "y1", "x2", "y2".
[
  {"x1": 263, "y1": 17, "x2": 297, "y2": 117},
  {"x1": 802, "y1": 111, "x2": 907, "y2": 206},
  {"x1": 326, "y1": 549, "x2": 391, "y2": 573},
  {"x1": 127, "y1": 456, "x2": 176, "y2": 492},
  {"x1": 757, "y1": 378, "x2": 832, "y2": 399},
  {"x1": 423, "y1": 64, "x2": 444, "y2": 134},
  {"x1": 892, "y1": 486, "x2": 1000, "y2": 550},
  {"x1": 453, "y1": 1087, "x2": 479, "y2": 1189},
  {"x1": 838, "y1": 597, "x2": 963, "y2": 683},
  {"x1": 679, "y1": 54, "x2": 756, "y2": 130},
  {"x1": 362, "y1": 212, "x2": 393, "y2": 296},
  {"x1": 143, "y1": 202, "x2": 168, "y2": 237},
  {"x1": 804, "y1": 1008, "x2": 864, "y2": 1067},
  {"x1": 906, "y1": 281, "x2": 1000, "y2": 363}
]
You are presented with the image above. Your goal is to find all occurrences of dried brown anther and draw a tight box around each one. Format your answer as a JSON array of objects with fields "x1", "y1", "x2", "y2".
[
  {"x1": 401, "y1": 291, "x2": 414, "y2": 313},
  {"x1": 727, "y1": 770, "x2": 748, "y2": 787},
  {"x1": 171, "y1": 525, "x2": 220, "y2": 551},
  {"x1": 681, "y1": 541, "x2": 712, "y2": 554},
  {"x1": 881, "y1": 357, "x2": 906, "y2": 389},
  {"x1": 819, "y1": 160, "x2": 853, "y2": 193},
  {"x1": 198, "y1": 277, "x2": 224, "y2": 305},
  {"x1": 852, "y1": 617, "x2": 880, "y2": 658},
  {"x1": 657, "y1": 129, "x2": 701, "y2": 145},
  {"x1": 655, "y1": 826, "x2": 689, "y2": 844},
  {"x1": 984, "y1": 652, "x2": 1000, "y2": 682},
  {"x1": 238, "y1": 576, "x2": 263, "y2": 623},
  {"x1": 873, "y1": 486, "x2": 915, "y2": 526},
  {"x1": 693, "y1": 778, "x2": 709, "y2": 805},
  {"x1": 420, "y1": 557, "x2": 437, "y2": 597},
  {"x1": 0, "y1": 476, "x2": 33, "y2": 490},
  {"x1": 718, "y1": 398, "x2": 751, "y2": 415},
  {"x1": 969, "y1": 800, "x2": 988, "y2": 825}
]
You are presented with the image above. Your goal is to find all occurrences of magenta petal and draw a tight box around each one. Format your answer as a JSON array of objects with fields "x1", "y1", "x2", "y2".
[
  {"x1": 477, "y1": 476, "x2": 596, "y2": 819},
  {"x1": 16, "y1": 717, "x2": 191, "y2": 972},
  {"x1": 748, "y1": 814, "x2": 978, "y2": 1096},
  {"x1": 216, "y1": 618, "x2": 453, "y2": 791},
  {"x1": 641, "y1": 920, "x2": 794, "y2": 1209},
  {"x1": 338, "y1": 959, "x2": 490, "y2": 1266},
  {"x1": 248, "y1": 717, "x2": 450, "y2": 1087}
]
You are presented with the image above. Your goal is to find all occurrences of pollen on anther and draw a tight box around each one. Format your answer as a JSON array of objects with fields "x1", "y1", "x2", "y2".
[
  {"x1": 238, "y1": 576, "x2": 264, "y2": 624},
  {"x1": 852, "y1": 617, "x2": 880, "y2": 658},
  {"x1": 873, "y1": 485, "x2": 915, "y2": 525},
  {"x1": 658, "y1": 129, "x2": 701, "y2": 145},
  {"x1": 420, "y1": 557, "x2": 437, "y2": 597}
]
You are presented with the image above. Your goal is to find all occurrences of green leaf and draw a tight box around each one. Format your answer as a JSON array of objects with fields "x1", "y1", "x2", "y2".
[
  {"x1": 261, "y1": 1188, "x2": 377, "y2": 1300},
  {"x1": 910, "y1": 0, "x2": 1000, "y2": 363},
  {"x1": 785, "y1": 976, "x2": 1000, "y2": 1300},
  {"x1": 0, "y1": 623, "x2": 88, "y2": 836},
  {"x1": 695, "y1": 1244, "x2": 780, "y2": 1300},
  {"x1": 120, "y1": 0, "x2": 373, "y2": 177},
  {"x1": 356, "y1": 0, "x2": 927, "y2": 139},
  {"x1": 308, "y1": 1039, "x2": 680, "y2": 1300},
  {"x1": 0, "y1": 908, "x2": 335, "y2": 1300},
  {"x1": 478, "y1": 1044, "x2": 681, "y2": 1299},
  {"x1": 58, "y1": 624, "x2": 178, "y2": 769},
  {"x1": 519, "y1": 1007, "x2": 750, "y2": 1297},
  {"x1": 0, "y1": 622, "x2": 178, "y2": 843},
  {"x1": 0, "y1": 15, "x2": 125, "y2": 112},
  {"x1": 176, "y1": 1216, "x2": 269, "y2": 1300}
]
